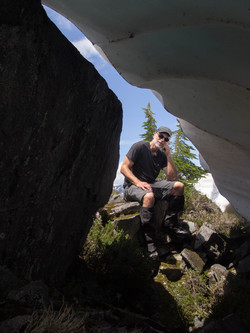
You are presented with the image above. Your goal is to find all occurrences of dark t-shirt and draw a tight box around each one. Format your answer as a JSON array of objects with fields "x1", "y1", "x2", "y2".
[{"x1": 124, "y1": 141, "x2": 168, "y2": 187}]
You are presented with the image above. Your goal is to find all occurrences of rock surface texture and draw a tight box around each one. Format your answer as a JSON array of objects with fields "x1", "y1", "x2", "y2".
[
  {"x1": 0, "y1": 0, "x2": 122, "y2": 284},
  {"x1": 43, "y1": 0, "x2": 250, "y2": 221}
]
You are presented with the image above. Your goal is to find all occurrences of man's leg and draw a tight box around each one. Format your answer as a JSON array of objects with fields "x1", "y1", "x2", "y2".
[
  {"x1": 140, "y1": 192, "x2": 158, "y2": 256},
  {"x1": 124, "y1": 186, "x2": 158, "y2": 257},
  {"x1": 163, "y1": 181, "x2": 190, "y2": 236},
  {"x1": 166, "y1": 181, "x2": 185, "y2": 223}
]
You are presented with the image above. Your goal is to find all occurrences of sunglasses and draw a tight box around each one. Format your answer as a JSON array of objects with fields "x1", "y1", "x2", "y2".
[{"x1": 158, "y1": 133, "x2": 170, "y2": 142}]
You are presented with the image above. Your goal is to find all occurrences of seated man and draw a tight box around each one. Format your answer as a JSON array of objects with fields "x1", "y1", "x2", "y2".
[{"x1": 120, "y1": 126, "x2": 188, "y2": 258}]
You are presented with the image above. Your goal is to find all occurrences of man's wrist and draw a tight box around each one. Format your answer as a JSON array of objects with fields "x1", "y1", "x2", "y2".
[
  {"x1": 165, "y1": 152, "x2": 172, "y2": 158},
  {"x1": 134, "y1": 180, "x2": 140, "y2": 187}
]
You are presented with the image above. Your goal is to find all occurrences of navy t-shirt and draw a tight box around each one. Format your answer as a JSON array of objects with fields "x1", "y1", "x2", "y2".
[{"x1": 124, "y1": 141, "x2": 168, "y2": 186}]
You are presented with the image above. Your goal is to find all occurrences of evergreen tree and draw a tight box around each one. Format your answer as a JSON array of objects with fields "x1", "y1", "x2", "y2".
[
  {"x1": 171, "y1": 120, "x2": 206, "y2": 186},
  {"x1": 140, "y1": 102, "x2": 157, "y2": 141},
  {"x1": 139, "y1": 105, "x2": 205, "y2": 186}
]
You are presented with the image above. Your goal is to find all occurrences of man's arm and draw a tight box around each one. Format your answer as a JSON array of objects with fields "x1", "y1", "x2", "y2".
[
  {"x1": 162, "y1": 145, "x2": 178, "y2": 181},
  {"x1": 120, "y1": 156, "x2": 152, "y2": 191}
]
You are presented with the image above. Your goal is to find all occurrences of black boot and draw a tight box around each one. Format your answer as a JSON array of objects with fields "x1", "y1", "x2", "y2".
[
  {"x1": 164, "y1": 195, "x2": 184, "y2": 223},
  {"x1": 162, "y1": 195, "x2": 189, "y2": 237},
  {"x1": 140, "y1": 207, "x2": 159, "y2": 260}
]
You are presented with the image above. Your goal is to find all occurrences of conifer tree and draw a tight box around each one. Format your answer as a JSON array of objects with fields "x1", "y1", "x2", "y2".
[
  {"x1": 140, "y1": 105, "x2": 205, "y2": 186},
  {"x1": 171, "y1": 120, "x2": 206, "y2": 186},
  {"x1": 140, "y1": 102, "x2": 157, "y2": 141}
]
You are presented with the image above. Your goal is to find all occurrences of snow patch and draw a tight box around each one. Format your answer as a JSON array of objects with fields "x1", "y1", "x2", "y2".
[{"x1": 195, "y1": 174, "x2": 231, "y2": 213}]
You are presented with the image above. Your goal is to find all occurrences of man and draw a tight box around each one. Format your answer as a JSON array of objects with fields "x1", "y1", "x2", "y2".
[{"x1": 120, "y1": 126, "x2": 188, "y2": 259}]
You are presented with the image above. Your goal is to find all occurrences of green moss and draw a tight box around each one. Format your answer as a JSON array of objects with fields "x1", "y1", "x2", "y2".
[
  {"x1": 114, "y1": 212, "x2": 140, "y2": 221},
  {"x1": 103, "y1": 202, "x2": 119, "y2": 215},
  {"x1": 163, "y1": 269, "x2": 211, "y2": 327},
  {"x1": 153, "y1": 273, "x2": 185, "y2": 329}
]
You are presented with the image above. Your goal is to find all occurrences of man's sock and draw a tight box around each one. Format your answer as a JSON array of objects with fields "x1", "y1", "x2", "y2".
[{"x1": 140, "y1": 206, "x2": 156, "y2": 251}]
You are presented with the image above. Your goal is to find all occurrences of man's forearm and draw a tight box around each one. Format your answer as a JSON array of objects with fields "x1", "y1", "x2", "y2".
[{"x1": 165, "y1": 153, "x2": 178, "y2": 181}]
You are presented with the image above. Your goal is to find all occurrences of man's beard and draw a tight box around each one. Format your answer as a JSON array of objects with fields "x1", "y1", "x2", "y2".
[{"x1": 153, "y1": 138, "x2": 162, "y2": 150}]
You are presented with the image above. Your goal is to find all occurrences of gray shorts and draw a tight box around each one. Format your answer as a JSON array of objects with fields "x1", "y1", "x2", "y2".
[{"x1": 124, "y1": 180, "x2": 175, "y2": 204}]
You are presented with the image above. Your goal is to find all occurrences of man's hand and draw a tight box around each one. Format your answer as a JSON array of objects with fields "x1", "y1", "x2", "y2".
[
  {"x1": 135, "y1": 181, "x2": 152, "y2": 191},
  {"x1": 163, "y1": 142, "x2": 171, "y2": 155}
]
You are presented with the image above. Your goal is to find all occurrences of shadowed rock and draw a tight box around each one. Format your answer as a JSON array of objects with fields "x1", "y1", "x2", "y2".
[{"x1": 0, "y1": 0, "x2": 122, "y2": 284}]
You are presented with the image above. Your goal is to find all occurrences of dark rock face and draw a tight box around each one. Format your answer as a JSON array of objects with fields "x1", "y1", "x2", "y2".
[{"x1": 0, "y1": 1, "x2": 122, "y2": 284}]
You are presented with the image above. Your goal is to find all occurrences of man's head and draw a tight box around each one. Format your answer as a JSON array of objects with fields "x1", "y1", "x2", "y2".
[
  {"x1": 152, "y1": 126, "x2": 172, "y2": 150},
  {"x1": 157, "y1": 126, "x2": 172, "y2": 137}
]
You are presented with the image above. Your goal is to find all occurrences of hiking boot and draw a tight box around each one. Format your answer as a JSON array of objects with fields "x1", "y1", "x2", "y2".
[
  {"x1": 163, "y1": 213, "x2": 178, "y2": 228},
  {"x1": 163, "y1": 220, "x2": 191, "y2": 238},
  {"x1": 170, "y1": 224, "x2": 190, "y2": 237}
]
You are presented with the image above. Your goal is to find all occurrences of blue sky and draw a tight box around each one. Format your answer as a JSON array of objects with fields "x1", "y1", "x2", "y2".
[{"x1": 43, "y1": 5, "x2": 179, "y2": 173}]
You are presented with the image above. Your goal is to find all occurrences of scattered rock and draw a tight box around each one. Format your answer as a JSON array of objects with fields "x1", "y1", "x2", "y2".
[
  {"x1": 181, "y1": 248, "x2": 205, "y2": 272},
  {"x1": 193, "y1": 316, "x2": 205, "y2": 329},
  {"x1": 194, "y1": 223, "x2": 226, "y2": 262},
  {"x1": 206, "y1": 263, "x2": 230, "y2": 283},
  {"x1": 194, "y1": 223, "x2": 217, "y2": 249}
]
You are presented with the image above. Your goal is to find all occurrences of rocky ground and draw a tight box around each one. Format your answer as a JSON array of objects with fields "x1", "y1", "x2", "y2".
[{"x1": 1, "y1": 189, "x2": 250, "y2": 333}]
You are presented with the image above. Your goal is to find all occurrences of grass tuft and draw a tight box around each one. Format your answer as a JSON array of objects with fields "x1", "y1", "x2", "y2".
[{"x1": 24, "y1": 304, "x2": 86, "y2": 333}]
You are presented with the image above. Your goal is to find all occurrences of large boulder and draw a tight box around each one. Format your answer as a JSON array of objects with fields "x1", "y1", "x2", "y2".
[{"x1": 0, "y1": 0, "x2": 122, "y2": 284}]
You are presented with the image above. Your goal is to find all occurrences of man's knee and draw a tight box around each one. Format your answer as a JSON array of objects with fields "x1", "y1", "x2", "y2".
[
  {"x1": 142, "y1": 192, "x2": 155, "y2": 207},
  {"x1": 171, "y1": 181, "x2": 184, "y2": 196}
]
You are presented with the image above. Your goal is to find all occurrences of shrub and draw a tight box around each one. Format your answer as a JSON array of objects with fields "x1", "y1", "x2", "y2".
[{"x1": 80, "y1": 219, "x2": 153, "y2": 296}]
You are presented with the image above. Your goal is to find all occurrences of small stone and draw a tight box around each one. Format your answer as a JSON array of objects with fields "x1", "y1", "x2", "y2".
[
  {"x1": 207, "y1": 264, "x2": 229, "y2": 284},
  {"x1": 181, "y1": 248, "x2": 205, "y2": 272},
  {"x1": 194, "y1": 316, "x2": 205, "y2": 328}
]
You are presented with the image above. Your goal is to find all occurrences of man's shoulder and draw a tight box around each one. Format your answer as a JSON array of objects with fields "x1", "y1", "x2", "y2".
[
  {"x1": 131, "y1": 140, "x2": 149, "y2": 149},
  {"x1": 126, "y1": 141, "x2": 149, "y2": 160}
]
